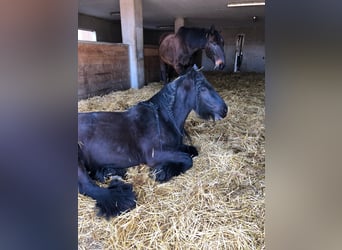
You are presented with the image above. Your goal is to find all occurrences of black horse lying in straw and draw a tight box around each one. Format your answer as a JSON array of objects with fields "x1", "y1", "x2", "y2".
[{"x1": 78, "y1": 65, "x2": 228, "y2": 218}]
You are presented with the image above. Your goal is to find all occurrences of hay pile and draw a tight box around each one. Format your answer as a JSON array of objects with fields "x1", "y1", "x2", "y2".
[{"x1": 78, "y1": 72, "x2": 265, "y2": 249}]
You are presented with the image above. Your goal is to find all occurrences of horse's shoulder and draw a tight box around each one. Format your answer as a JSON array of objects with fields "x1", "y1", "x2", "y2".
[
  {"x1": 126, "y1": 103, "x2": 154, "y2": 121},
  {"x1": 78, "y1": 112, "x2": 97, "y2": 125}
]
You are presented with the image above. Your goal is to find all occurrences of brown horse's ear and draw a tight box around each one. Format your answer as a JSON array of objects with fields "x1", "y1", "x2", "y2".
[{"x1": 209, "y1": 25, "x2": 215, "y2": 34}]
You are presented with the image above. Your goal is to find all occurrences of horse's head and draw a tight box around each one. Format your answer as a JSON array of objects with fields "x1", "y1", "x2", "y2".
[
  {"x1": 186, "y1": 65, "x2": 228, "y2": 121},
  {"x1": 205, "y1": 25, "x2": 226, "y2": 70}
]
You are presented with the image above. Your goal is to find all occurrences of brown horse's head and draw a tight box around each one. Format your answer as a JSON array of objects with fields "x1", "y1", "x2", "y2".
[{"x1": 205, "y1": 25, "x2": 226, "y2": 70}]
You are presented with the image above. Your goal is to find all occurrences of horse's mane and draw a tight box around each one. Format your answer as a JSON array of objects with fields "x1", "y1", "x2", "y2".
[
  {"x1": 147, "y1": 74, "x2": 192, "y2": 139},
  {"x1": 176, "y1": 27, "x2": 209, "y2": 48},
  {"x1": 149, "y1": 78, "x2": 178, "y2": 121}
]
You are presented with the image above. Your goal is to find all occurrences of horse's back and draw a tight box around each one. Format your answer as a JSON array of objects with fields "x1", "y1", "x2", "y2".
[
  {"x1": 78, "y1": 112, "x2": 130, "y2": 142},
  {"x1": 159, "y1": 34, "x2": 179, "y2": 63},
  {"x1": 78, "y1": 111, "x2": 142, "y2": 167},
  {"x1": 159, "y1": 31, "x2": 193, "y2": 75},
  {"x1": 78, "y1": 106, "x2": 157, "y2": 146}
]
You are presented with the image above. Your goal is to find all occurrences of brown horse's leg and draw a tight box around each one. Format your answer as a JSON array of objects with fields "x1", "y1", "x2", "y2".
[
  {"x1": 175, "y1": 63, "x2": 186, "y2": 75},
  {"x1": 160, "y1": 60, "x2": 167, "y2": 84}
]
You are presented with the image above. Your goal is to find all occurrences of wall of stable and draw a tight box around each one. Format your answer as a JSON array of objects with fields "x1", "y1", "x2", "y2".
[
  {"x1": 78, "y1": 14, "x2": 122, "y2": 43},
  {"x1": 78, "y1": 14, "x2": 167, "y2": 45}
]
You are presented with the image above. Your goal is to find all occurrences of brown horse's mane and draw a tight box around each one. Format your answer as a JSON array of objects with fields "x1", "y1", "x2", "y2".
[
  {"x1": 176, "y1": 27, "x2": 209, "y2": 49},
  {"x1": 159, "y1": 27, "x2": 210, "y2": 49}
]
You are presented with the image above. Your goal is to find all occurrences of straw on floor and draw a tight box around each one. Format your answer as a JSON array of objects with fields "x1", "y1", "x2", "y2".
[{"x1": 78, "y1": 72, "x2": 265, "y2": 250}]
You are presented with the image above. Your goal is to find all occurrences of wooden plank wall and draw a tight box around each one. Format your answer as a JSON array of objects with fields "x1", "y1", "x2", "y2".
[
  {"x1": 144, "y1": 45, "x2": 160, "y2": 83},
  {"x1": 78, "y1": 41, "x2": 130, "y2": 100}
]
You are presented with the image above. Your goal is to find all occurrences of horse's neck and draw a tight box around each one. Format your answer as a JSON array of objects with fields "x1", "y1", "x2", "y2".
[
  {"x1": 154, "y1": 84, "x2": 192, "y2": 136},
  {"x1": 180, "y1": 29, "x2": 208, "y2": 51},
  {"x1": 186, "y1": 37, "x2": 207, "y2": 51},
  {"x1": 173, "y1": 102, "x2": 191, "y2": 135},
  {"x1": 171, "y1": 89, "x2": 194, "y2": 134}
]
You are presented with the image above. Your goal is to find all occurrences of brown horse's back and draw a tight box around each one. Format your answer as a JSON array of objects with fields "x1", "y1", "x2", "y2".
[
  {"x1": 159, "y1": 33, "x2": 190, "y2": 75},
  {"x1": 159, "y1": 34, "x2": 177, "y2": 66}
]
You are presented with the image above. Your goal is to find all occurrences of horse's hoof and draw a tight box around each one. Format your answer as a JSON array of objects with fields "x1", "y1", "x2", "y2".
[{"x1": 188, "y1": 146, "x2": 198, "y2": 157}]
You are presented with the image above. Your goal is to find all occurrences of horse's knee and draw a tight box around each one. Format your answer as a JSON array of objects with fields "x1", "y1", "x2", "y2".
[
  {"x1": 151, "y1": 153, "x2": 193, "y2": 182},
  {"x1": 180, "y1": 145, "x2": 198, "y2": 158},
  {"x1": 153, "y1": 163, "x2": 191, "y2": 183},
  {"x1": 92, "y1": 167, "x2": 127, "y2": 182}
]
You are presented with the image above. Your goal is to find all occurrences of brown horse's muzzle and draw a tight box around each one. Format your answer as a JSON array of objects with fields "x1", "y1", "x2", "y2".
[
  {"x1": 206, "y1": 44, "x2": 225, "y2": 70},
  {"x1": 214, "y1": 59, "x2": 225, "y2": 70}
]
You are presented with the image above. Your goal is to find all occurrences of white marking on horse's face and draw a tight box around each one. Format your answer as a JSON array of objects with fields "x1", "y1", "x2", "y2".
[{"x1": 214, "y1": 59, "x2": 224, "y2": 69}]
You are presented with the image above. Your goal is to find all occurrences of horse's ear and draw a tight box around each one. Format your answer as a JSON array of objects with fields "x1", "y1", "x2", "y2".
[
  {"x1": 192, "y1": 64, "x2": 204, "y2": 72},
  {"x1": 187, "y1": 65, "x2": 198, "y2": 80},
  {"x1": 209, "y1": 25, "x2": 215, "y2": 34}
]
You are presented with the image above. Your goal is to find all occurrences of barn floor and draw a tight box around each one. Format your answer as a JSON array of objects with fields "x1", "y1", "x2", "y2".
[{"x1": 78, "y1": 72, "x2": 265, "y2": 249}]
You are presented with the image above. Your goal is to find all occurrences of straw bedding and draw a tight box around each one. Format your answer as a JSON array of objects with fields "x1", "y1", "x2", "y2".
[{"x1": 78, "y1": 72, "x2": 265, "y2": 249}]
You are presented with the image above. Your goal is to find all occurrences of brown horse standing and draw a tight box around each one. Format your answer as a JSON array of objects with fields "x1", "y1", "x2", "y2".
[{"x1": 159, "y1": 25, "x2": 226, "y2": 83}]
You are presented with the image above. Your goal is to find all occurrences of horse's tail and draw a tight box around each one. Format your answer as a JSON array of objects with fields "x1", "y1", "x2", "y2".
[{"x1": 78, "y1": 144, "x2": 136, "y2": 218}]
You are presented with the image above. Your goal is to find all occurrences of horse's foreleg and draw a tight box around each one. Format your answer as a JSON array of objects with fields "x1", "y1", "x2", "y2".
[
  {"x1": 166, "y1": 64, "x2": 173, "y2": 82},
  {"x1": 179, "y1": 144, "x2": 198, "y2": 158},
  {"x1": 90, "y1": 166, "x2": 127, "y2": 183},
  {"x1": 160, "y1": 60, "x2": 167, "y2": 84},
  {"x1": 147, "y1": 151, "x2": 193, "y2": 182},
  {"x1": 175, "y1": 63, "x2": 186, "y2": 75},
  {"x1": 78, "y1": 147, "x2": 136, "y2": 218}
]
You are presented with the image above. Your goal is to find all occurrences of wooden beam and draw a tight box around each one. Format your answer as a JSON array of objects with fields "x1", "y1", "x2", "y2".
[{"x1": 120, "y1": 0, "x2": 145, "y2": 89}]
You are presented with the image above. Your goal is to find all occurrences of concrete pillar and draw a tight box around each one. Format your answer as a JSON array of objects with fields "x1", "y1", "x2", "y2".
[
  {"x1": 119, "y1": 0, "x2": 144, "y2": 89},
  {"x1": 174, "y1": 17, "x2": 185, "y2": 33}
]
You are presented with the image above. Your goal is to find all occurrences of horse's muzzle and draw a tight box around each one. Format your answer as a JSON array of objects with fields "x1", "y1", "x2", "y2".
[
  {"x1": 214, "y1": 104, "x2": 228, "y2": 121},
  {"x1": 220, "y1": 104, "x2": 228, "y2": 118},
  {"x1": 214, "y1": 59, "x2": 225, "y2": 70}
]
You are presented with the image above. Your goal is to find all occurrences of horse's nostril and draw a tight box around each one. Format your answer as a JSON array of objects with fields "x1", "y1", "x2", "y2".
[{"x1": 222, "y1": 105, "x2": 228, "y2": 117}]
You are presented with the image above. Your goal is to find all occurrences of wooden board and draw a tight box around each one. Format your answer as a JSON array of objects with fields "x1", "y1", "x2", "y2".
[
  {"x1": 144, "y1": 45, "x2": 160, "y2": 83},
  {"x1": 78, "y1": 41, "x2": 130, "y2": 99}
]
